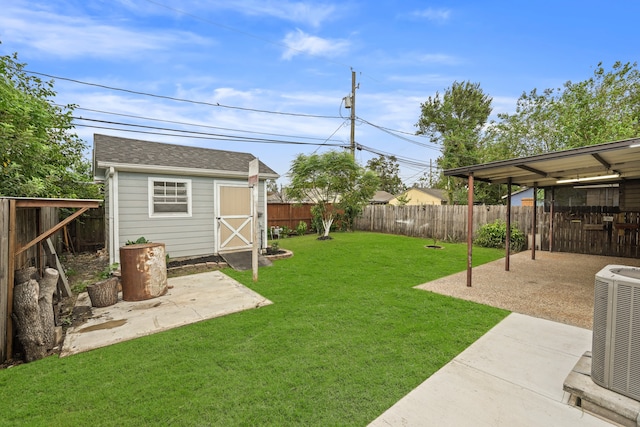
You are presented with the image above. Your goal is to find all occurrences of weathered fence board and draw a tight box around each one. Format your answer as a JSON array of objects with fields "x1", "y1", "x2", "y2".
[
  {"x1": 0, "y1": 199, "x2": 8, "y2": 362},
  {"x1": 0, "y1": 203, "x2": 60, "y2": 363}
]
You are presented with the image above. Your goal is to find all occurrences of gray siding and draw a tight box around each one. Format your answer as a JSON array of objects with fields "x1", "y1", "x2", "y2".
[{"x1": 117, "y1": 172, "x2": 216, "y2": 259}]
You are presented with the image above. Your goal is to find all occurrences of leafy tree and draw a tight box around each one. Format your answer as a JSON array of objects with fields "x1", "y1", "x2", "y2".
[
  {"x1": 366, "y1": 155, "x2": 405, "y2": 194},
  {"x1": 416, "y1": 81, "x2": 492, "y2": 203},
  {"x1": 266, "y1": 179, "x2": 288, "y2": 202},
  {"x1": 0, "y1": 49, "x2": 100, "y2": 198},
  {"x1": 286, "y1": 150, "x2": 379, "y2": 238},
  {"x1": 488, "y1": 61, "x2": 640, "y2": 157}
]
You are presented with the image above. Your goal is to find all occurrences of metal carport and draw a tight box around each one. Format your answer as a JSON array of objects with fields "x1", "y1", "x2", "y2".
[{"x1": 443, "y1": 137, "x2": 640, "y2": 286}]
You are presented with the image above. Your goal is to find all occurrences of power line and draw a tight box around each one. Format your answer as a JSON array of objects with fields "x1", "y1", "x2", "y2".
[
  {"x1": 312, "y1": 121, "x2": 350, "y2": 154},
  {"x1": 72, "y1": 120, "x2": 347, "y2": 147},
  {"x1": 358, "y1": 117, "x2": 441, "y2": 151},
  {"x1": 357, "y1": 143, "x2": 432, "y2": 168},
  {"x1": 21, "y1": 68, "x2": 342, "y2": 119},
  {"x1": 70, "y1": 106, "x2": 344, "y2": 143}
]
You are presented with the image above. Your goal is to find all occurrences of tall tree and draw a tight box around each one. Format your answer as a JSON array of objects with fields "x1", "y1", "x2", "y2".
[
  {"x1": 286, "y1": 151, "x2": 378, "y2": 238},
  {"x1": 366, "y1": 155, "x2": 405, "y2": 194},
  {"x1": 416, "y1": 81, "x2": 492, "y2": 203},
  {"x1": 0, "y1": 49, "x2": 100, "y2": 198},
  {"x1": 488, "y1": 61, "x2": 640, "y2": 157}
]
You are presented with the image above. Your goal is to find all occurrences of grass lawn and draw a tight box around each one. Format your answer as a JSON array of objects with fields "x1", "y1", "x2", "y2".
[{"x1": 0, "y1": 232, "x2": 508, "y2": 426}]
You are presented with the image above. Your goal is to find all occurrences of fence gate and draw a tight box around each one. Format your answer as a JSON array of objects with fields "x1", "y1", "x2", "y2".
[{"x1": 216, "y1": 184, "x2": 252, "y2": 253}]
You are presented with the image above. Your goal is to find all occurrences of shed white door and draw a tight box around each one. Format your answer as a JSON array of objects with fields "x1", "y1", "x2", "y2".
[{"x1": 216, "y1": 184, "x2": 253, "y2": 253}]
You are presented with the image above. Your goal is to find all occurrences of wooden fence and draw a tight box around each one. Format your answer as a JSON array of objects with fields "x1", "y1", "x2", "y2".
[
  {"x1": 267, "y1": 203, "x2": 314, "y2": 230},
  {"x1": 66, "y1": 207, "x2": 105, "y2": 253},
  {"x1": 353, "y1": 204, "x2": 640, "y2": 258},
  {"x1": 354, "y1": 205, "x2": 537, "y2": 242},
  {"x1": 0, "y1": 200, "x2": 59, "y2": 362}
]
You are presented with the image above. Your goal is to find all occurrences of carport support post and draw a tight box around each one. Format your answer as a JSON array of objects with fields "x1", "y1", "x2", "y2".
[
  {"x1": 467, "y1": 173, "x2": 474, "y2": 287},
  {"x1": 506, "y1": 178, "x2": 511, "y2": 271},
  {"x1": 532, "y1": 183, "x2": 537, "y2": 260}
]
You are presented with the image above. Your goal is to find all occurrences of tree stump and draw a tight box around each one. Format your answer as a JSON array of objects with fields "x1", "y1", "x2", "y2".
[
  {"x1": 12, "y1": 279, "x2": 47, "y2": 362},
  {"x1": 38, "y1": 268, "x2": 59, "y2": 350},
  {"x1": 87, "y1": 277, "x2": 119, "y2": 307},
  {"x1": 14, "y1": 267, "x2": 38, "y2": 285}
]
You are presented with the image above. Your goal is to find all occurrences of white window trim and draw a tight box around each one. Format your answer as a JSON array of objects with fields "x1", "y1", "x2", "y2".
[{"x1": 148, "y1": 177, "x2": 192, "y2": 218}]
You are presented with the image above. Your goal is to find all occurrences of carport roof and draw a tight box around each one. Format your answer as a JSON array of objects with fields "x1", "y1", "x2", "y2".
[{"x1": 443, "y1": 137, "x2": 640, "y2": 187}]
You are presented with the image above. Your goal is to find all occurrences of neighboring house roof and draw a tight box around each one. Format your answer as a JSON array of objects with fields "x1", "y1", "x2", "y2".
[
  {"x1": 93, "y1": 134, "x2": 279, "y2": 179},
  {"x1": 370, "y1": 190, "x2": 395, "y2": 204}
]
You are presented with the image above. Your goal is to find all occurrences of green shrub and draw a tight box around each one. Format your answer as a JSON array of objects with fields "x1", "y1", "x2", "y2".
[
  {"x1": 126, "y1": 237, "x2": 150, "y2": 245},
  {"x1": 474, "y1": 219, "x2": 525, "y2": 252},
  {"x1": 296, "y1": 221, "x2": 308, "y2": 236}
]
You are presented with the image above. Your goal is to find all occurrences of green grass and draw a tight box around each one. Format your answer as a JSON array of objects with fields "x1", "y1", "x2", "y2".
[{"x1": 0, "y1": 232, "x2": 508, "y2": 426}]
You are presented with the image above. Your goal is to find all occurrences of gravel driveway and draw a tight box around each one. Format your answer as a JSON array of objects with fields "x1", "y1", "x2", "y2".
[{"x1": 415, "y1": 250, "x2": 640, "y2": 330}]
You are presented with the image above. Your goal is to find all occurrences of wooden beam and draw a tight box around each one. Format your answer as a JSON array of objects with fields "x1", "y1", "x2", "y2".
[
  {"x1": 0, "y1": 199, "x2": 8, "y2": 362},
  {"x1": 14, "y1": 199, "x2": 100, "y2": 209},
  {"x1": 15, "y1": 207, "x2": 89, "y2": 255},
  {"x1": 45, "y1": 238, "x2": 72, "y2": 297},
  {"x1": 6, "y1": 199, "x2": 16, "y2": 359}
]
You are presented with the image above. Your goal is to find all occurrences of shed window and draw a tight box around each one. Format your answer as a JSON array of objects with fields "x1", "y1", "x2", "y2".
[{"x1": 149, "y1": 178, "x2": 192, "y2": 217}]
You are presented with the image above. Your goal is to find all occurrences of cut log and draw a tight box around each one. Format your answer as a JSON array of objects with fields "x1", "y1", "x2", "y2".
[
  {"x1": 14, "y1": 267, "x2": 38, "y2": 285},
  {"x1": 12, "y1": 279, "x2": 46, "y2": 362},
  {"x1": 87, "y1": 277, "x2": 119, "y2": 307},
  {"x1": 38, "y1": 268, "x2": 59, "y2": 350}
]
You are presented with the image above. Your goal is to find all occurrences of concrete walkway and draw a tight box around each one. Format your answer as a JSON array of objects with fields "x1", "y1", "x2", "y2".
[
  {"x1": 369, "y1": 313, "x2": 611, "y2": 426},
  {"x1": 61, "y1": 270, "x2": 272, "y2": 357}
]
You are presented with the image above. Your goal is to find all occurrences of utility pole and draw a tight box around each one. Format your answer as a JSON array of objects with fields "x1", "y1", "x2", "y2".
[{"x1": 349, "y1": 70, "x2": 356, "y2": 158}]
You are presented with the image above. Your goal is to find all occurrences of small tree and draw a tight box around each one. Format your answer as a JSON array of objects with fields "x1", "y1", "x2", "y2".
[
  {"x1": 394, "y1": 193, "x2": 411, "y2": 206},
  {"x1": 286, "y1": 151, "x2": 379, "y2": 238}
]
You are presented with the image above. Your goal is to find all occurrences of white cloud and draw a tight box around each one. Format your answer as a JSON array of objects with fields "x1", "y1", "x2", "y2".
[
  {"x1": 0, "y1": 6, "x2": 212, "y2": 59},
  {"x1": 411, "y1": 8, "x2": 452, "y2": 23},
  {"x1": 281, "y1": 29, "x2": 349, "y2": 60},
  {"x1": 417, "y1": 53, "x2": 461, "y2": 65},
  {"x1": 194, "y1": 0, "x2": 338, "y2": 28}
]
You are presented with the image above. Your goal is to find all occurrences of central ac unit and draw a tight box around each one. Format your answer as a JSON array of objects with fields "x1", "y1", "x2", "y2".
[{"x1": 592, "y1": 265, "x2": 640, "y2": 401}]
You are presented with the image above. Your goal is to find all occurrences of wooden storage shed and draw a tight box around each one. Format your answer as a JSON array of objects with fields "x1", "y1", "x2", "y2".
[{"x1": 92, "y1": 134, "x2": 279, "y2": 265}]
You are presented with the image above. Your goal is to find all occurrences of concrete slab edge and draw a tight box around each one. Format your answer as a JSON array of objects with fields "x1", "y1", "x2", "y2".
[{"x1": 564, "y1": 352, "x2": 640, "y2": 426}]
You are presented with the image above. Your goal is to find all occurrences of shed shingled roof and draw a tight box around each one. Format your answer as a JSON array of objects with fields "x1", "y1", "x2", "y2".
[{"x1": 93, "y1": 134, "x2": 278, "y2": 177}]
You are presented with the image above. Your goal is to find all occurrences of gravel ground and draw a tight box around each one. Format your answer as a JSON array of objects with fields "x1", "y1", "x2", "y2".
[{"x1": 415, "y1": 250, "x2": 640, "y2": 330}]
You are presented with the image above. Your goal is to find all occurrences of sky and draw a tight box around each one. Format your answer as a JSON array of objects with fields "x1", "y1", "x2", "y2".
[{"x1": 2, "y1": 0, "x2": 640, "y2": 188}]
